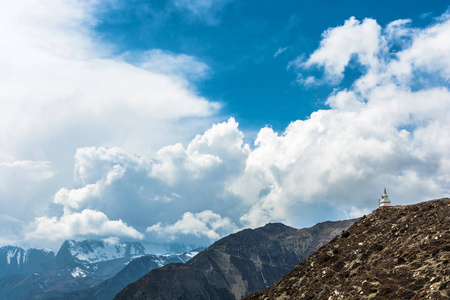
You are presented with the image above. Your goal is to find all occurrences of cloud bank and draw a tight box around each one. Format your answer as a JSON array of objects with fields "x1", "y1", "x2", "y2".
[
  {"x1": 0, "y1": 0, "x2": 219, "y2": 232},
  {"x1": 2, "y1": 3, "x2": 449, "y2": 249}
]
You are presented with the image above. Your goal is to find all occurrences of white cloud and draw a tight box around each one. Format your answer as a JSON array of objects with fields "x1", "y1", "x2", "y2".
[
  {"x1": 22, "y1": 118, "x2": 249, "y2": 246},
  {"x1": 150, "y1": 117, "x2": 249, "y2": 185},
  {"x1": 0, "y1": 215, "x2": 24, "y2": 247},
  {"x1": 0, "y1": 0, "x2": 219, "y2": 226},
  {"x1": 234, "y1": 13, "x2": 450, "y2": 227},
  {"x1": 150, "y1": 142, "x2": 222, "y2": 185},
  {"x1": 0, "y1": 0, "x2": 218, "y2": 163},
  {"x1": 146, "y1": 210, "x2": 237, "y2": 241},
  {"x1": 25, "y1": 209, "x2": 143, "y2": 242},
  {"x1": 54, "y1": 155, "x2": 131, "y2": 213},
  {"x1": 137, "y1": 49, "x2": 209, "y2": 80},
  {"x1": 274, "y1": 47, "x2": 289, "y2": 58},
  {"x1": 5, "y1": 8, "x2": 450, "y2": 249},
  {"x1": 102, "y1": 236, "x2": 120, "y2": 246},
  {"x1": 346, "y1": 206, "x2": 371, "y2": 219},
  {"x1": 0, "y1": 160, "x2": 55, "y2": 181},
  {"x1": 292, "y1": 17, "x2": 383, "y2": 83},
  {"x1": 73, "y1": 146, "x2": 149, "y2": 185},
  {"x1": 388, "y1": 12, "x2": 450, "y2": 83}
]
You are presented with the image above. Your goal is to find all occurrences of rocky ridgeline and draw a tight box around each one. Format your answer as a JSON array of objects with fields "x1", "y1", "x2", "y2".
[
  {"x1": 244, "y1": 198, "x2": 450, "y2": 300},
  {"x1": 115, "y1": 220, "x2": 356, "y2": 300}
]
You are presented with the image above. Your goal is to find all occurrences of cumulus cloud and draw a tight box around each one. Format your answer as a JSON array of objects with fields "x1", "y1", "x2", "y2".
[
  {"x1": 20, "y1": 118, "x2": 248, "y2": 246},
  {"x1": 0, "y1": 0, "x2": 218, "y2": 166},
  {"x1": 234, "y1": 13, "x2": 450, "y2": 227},
  {"x1": 387, "y1": 13, "x2": 450, "y2": 84},
  {"x1": 23, "y1": 9, "x2": 450, "y2": 242},
  {"x1": 150, "y1": 117, "x2": 249, "y2": 185},
  {"x1": 5, "y1": 8, "x2": 450, "y2": 249},
  {"x1": 0, "y1": 0, "x2": 219, "y2": 230},
  {"x1": 25, "y1": 209, "x2": 143, "y2": 242},
  {"x1": 290, "y1": 17, "x2": 383, "y2": 83},
  {"x1": 146, "y1": 210, "x2": 238, "y2": 241}
]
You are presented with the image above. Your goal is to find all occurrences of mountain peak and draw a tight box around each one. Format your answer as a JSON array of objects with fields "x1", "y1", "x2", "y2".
[
  {"x1": 55, "y1": 239, "x2": 147, "y2": 265},
  {"x1": 115, "y1": 219, "x2": 357, "y2": 300}
]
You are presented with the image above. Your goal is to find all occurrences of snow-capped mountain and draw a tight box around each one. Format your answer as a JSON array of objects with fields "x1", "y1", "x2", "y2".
[
  {"x1": 0, "y1": 240, "x2": 204, "y2": 299},
  {"x1": 54, "y1": 249, "x2": 204, "y2": 300},
  {"x1": 54, "y1": 239, "x2": 203, "y2": 266},
  {"x1": 55, "y1": 240, "x2": 146, "y2": 265},
  {"x1": 0, "y1": 246, "x2": 55, "y2": 277}
]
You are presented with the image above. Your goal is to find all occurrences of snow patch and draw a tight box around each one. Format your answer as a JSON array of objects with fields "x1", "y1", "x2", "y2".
[
  {"x1": 6, "y1": 249, "x2": 15, "y2": 265},
  {"x1": 186, "y1": 251, "x2": 199, "y2": 259},
  {"x1": 66, "y1": 240, "x2": 146, "y2": 263},
  {"x1": 71, "y1": 267, "x2": 86, "y2": 278}
]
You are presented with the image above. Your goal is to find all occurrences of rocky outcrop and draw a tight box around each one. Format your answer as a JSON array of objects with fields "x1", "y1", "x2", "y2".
[
  {"x1": 115, "y1": 219, "x2": 356, "y2": 300},
  {"x1": 244, "y1": 198, "x2": 450, "y2": 300}
]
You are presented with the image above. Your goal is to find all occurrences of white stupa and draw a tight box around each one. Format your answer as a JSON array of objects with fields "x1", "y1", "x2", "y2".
[{"x1": 379, "y1": 188, "x2": 391, "y2": 208}]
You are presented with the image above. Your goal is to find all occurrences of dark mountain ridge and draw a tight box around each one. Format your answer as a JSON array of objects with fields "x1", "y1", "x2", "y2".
[
  {"x1": 244, "y1": 198, "x2": 450, "y2": 299},
  {"x1": 115, "y1": 219, "x2": 356, "y2": 300}
]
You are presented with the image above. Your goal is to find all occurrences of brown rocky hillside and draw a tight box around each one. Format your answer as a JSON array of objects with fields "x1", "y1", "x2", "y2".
[
  {"x1": 243, "y1": 198, "x2": 450, "y2": 300},
  {"x1": 115, "y1": 219, "x2": 356, "y2": 300}
]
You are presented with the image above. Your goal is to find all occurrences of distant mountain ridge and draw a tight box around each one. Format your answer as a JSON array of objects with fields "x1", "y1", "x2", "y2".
[
  {"x1": 55, "y1": 240, "x2": 146, "y2": 265},
  {"x1": 52, "y1": 250, "x2": 202, "y2": 300},
  {"x1": 244, "y1": 198, "x2": 450, "y2": 299},
  {"x1": 0, "y1": 246, "x2": 55, "y2": 278},
  {"x1": 0, "y1": 239, "x2": 201, "y2": 299},
  {"x1": 115, "y1": 219, "x2": 357, "y2": 300}
]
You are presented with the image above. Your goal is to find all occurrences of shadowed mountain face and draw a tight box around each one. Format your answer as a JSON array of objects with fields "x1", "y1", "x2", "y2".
[
  {"x1": 115, "y1": 219, "x2": 356, "y2": 300},
  {"x1": 244, "y1": 199, "x2": 450, "y2": 300}
]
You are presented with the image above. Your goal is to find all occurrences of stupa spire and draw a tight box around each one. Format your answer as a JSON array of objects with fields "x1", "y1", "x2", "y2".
[{"x1": 379, "y1": 188, "x2": 391, "y2": 208}]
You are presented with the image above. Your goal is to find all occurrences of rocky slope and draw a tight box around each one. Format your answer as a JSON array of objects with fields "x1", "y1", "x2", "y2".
[
  {"x1": 115, "y1": 219, "x2": 356, "y2": 300},
  {"x1": 244, "y1": 198, "x2": 450, "y2": 300}
]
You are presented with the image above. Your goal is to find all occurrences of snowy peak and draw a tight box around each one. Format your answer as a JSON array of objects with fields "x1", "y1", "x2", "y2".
[
  {"x1": 0, "y1": 246, "x2": 54, "y2": 266},
  {"x1": 0, "y1": 246, "x2": 26, "y2": 266},
  {"x1": 56, "y1": 239, "x2": 146, "y2": 264},
  {"x1": 0, "y1": 246, "x2": 55, "y2": 277}
]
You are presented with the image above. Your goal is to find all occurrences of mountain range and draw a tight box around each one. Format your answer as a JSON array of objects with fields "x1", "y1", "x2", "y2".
[
  {"x1": 115, "y1": 219, "x2": 356, "y2": 300},
  {"x1": 3, "y1": 199, "x2": 449, "y2": 300},
  {"x1": 0, "y1": 218, "x2": 356, "y2": 300},
  {"x1": 0, "y1": 239, "x2": 200, "y2": 299}
]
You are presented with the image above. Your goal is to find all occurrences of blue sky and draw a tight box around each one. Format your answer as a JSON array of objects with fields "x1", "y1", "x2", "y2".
[
  {"x1": 94, "y1": 0, "x2": 449, "y2": 131},
  {"x1": 0, "y1": 0, "x2": 449, "y2": 250}
]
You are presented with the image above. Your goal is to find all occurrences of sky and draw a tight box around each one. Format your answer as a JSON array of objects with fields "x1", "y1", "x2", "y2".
[{"x1": 1, "y1": 0, "x2": 449, "y2": 250}]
